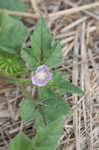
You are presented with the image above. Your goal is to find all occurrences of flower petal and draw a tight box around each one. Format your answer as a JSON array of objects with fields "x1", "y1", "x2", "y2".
[
  {"x1": 32, "y1": 75, "x2": 38, "y2": 85},
  {"x1": 32, "y1": 75, "x2": 47, "y2": 87},
  {"x1": 46, "y1": 72, "x2": 52, "y2": 81},
  {"x1": 32, "y1": 65, "x2": 52, "y2": 87},
  {"x1": 37, "y1": 80, "x2": 47, "y2": 87},
  {"x1": 37, "y1": 65, "x2": 48, "y2": 72}
]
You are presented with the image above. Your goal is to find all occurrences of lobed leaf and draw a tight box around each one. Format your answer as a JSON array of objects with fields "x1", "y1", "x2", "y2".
[
  {"x1": 19, "y1": 98, "x2": 46, "y2": 130},
  {"x1": 22, "y1": 17, "x2": 62, "y2": 69},
  {"x1": 45, "y1": 41, "x2": 62, "y2": 67},
  {"x1": 40, "y1": 88, "x2": 71, "y2": 124},
  {"x1": 31, "y1": 16, "x2": 52, "y2": 62},
  {"x1": 32, "y1": 117, "x2": 65, "y2": 150},
  {"x1": 0, "y1": 12, "x2": 28, "y2": 54},
  {"x1": 21, "y1": 48, "x2": 39, "y2": 71},
  {"x1": 19, "y1": 98, "x2": 37, "y2": 124},
  {"x1": 9, "y1": 132, "x2": 33, "y2": 150},
  {"x1": 52, "y1": 72, "x2": 85, "y2": 95}
]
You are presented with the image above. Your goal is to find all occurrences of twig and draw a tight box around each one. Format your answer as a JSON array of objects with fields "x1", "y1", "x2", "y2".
[
  {"x1": 72, "y1": 32, "x2": 81, "y2": 150},
  {"x1": 88, "y1": 49, "x2": 99, "y2": 83},
  {"x1": 72, "y1": 82, "x2": 98, "y2": 110},
  {"x1": 64, "y1": 1, "x2": 99, "y2": 20},
  {"x1": 0, "y1": 9, "x2": 39, "y2": 19},
  {"x1": 60, "y1": 36, "x2": 74, "y2": 45},
  {"x1": 0, "y1": 2, "x2": 99, "y2": 19},
  {"x1": 30, "y1": 0, "x2": 40, "y2": 15},
  {"x1": 49, "y1": 2, "x2": 99, "y2": 18},
  {"x1": 80, "y1": 22, "x2": 91, "y2": 149},
  {"x1": 61, "y1": 16, "x2": 88, "y2": 33},
  {"x1": 63, "y1": 42, "x2": 74, "y2": 57}
]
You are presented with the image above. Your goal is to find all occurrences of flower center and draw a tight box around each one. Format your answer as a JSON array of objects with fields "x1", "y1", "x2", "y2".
[{"x1": 36, "y1": 71, "x2": 47, "y2": 81}]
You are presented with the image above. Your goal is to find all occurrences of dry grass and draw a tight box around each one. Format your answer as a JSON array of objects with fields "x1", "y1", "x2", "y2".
[{"x1": 0, "y1": 0, "x2": 99, "y2": 150}]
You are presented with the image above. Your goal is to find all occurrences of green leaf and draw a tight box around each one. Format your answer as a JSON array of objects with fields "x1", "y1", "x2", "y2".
[
  {"x1": 35, "y1": 111, "x2": 46, "y2": 131},
  {"x1": 9, "y1": 132, "x2": 33, "y2": 150},
  {"x1": 0, "y1": 51, "x2": 27, "y2": 76},
  {"x1": 52, "y1": 72, "x2": 85, "y2": 95},
  {"x1": 40, "y1": 88, "x2": 71, "y2": 124},
  {"x1": 21, "y1": 17, "x2": 62, "y2": 69},
  {"x1": 45, "y1": 41, "x2": 62, "y2": 67},
  {"x1": 32, "y1": 117, "x2": 64, "y2": 150},
  {"x1": 19, "y1": 98, "x2": 46, "y2": 130},
  {"x1": 21, "y1": 48, "x2": 39, "y2": 71},
  {"x1": 19, "y1": 99, "x2": 37, "y2": 124},
  {"x1": 31, "y1": 16, "x2": 52, "y2": 63},
  {"x1": 0, "y1": 0, "x2": 29, "y2": 19},
  {"x1": 21, "y1": 17, "x2": 53, "y2": 68},
  {"x1": 0, "y1": 12, "x2": 28, "y2": 54}
]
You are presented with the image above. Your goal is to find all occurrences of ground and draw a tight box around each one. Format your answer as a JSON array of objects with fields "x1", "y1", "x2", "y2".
[{"x1": 0, "y1": 0, "x2": 99, "y2": 150}]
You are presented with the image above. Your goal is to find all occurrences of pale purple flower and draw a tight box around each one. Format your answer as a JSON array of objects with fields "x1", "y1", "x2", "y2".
[{"x1": 32, "y1": 65, "x2": 52, "y2": 87}]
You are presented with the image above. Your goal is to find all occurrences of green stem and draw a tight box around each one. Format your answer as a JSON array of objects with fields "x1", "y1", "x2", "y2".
[{"x1": 33, "y1": 87, "x2": 47, "y2": 125}]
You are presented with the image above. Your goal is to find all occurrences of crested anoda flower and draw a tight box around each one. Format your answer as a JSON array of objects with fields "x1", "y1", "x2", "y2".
[{"x1": 32, "y1": 65, "x2": 52, "y2": 87}]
